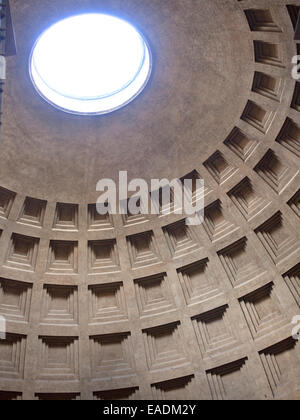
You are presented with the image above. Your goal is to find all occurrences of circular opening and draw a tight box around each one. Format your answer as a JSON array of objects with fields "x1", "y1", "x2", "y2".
[{"x1": 29, "y1": 13, "x2": 152, "y2": 115}]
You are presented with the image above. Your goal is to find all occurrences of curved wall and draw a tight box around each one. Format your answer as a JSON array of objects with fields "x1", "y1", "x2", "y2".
[{"x1": 0, "y1": 0, "x2": 299, "y2": 400}]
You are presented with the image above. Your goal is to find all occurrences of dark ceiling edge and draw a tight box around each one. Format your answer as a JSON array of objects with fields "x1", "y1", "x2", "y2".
[{"x1": 5, "y1": 0, "x2": 17, "y2": 56}]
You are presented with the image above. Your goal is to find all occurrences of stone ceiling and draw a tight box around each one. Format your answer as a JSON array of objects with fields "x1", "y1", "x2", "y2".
[{"x1": 1, "y1": 0, "x2": 253, "y2": 203}]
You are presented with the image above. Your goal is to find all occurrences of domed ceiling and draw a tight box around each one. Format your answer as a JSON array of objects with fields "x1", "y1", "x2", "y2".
[
  {"x1": 1, "y1": 0, "x2": 254, "y2": 203},
  {"x1": 0, "y1": 0, "x2": 299, "y2": 401}
]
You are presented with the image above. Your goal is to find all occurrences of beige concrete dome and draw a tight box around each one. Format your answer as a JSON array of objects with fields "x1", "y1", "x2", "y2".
[{"x1": 0, "y1": 0, "x2": 299, "y2": 400}]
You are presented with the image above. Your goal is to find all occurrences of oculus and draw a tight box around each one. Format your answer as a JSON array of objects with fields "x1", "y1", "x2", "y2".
[{"x1": 29, "y1": 13, "x2": 152, "y2": 115}]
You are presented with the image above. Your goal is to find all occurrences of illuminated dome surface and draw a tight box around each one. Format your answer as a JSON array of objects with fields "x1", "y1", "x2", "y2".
[
  {"x1": 1, "y1": 0, "x2": 299, "y2": 401},
  {"x1": 29, "y1": 13, "x2": 152, "y2": 115}
]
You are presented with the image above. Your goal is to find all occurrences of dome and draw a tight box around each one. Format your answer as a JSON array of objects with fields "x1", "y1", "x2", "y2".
[{"x1": 0, "y1": 0, "x2": 299, "y2": 401}]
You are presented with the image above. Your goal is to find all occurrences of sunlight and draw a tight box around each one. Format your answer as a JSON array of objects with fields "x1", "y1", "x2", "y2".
[{"x1": 30, "y1": 14, "x2": 151, "y2": 115}]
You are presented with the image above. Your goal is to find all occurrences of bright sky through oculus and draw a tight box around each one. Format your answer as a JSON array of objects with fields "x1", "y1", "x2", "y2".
[{"x1": 30, "y1": 14, "x2": 151, "y2": 115}]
